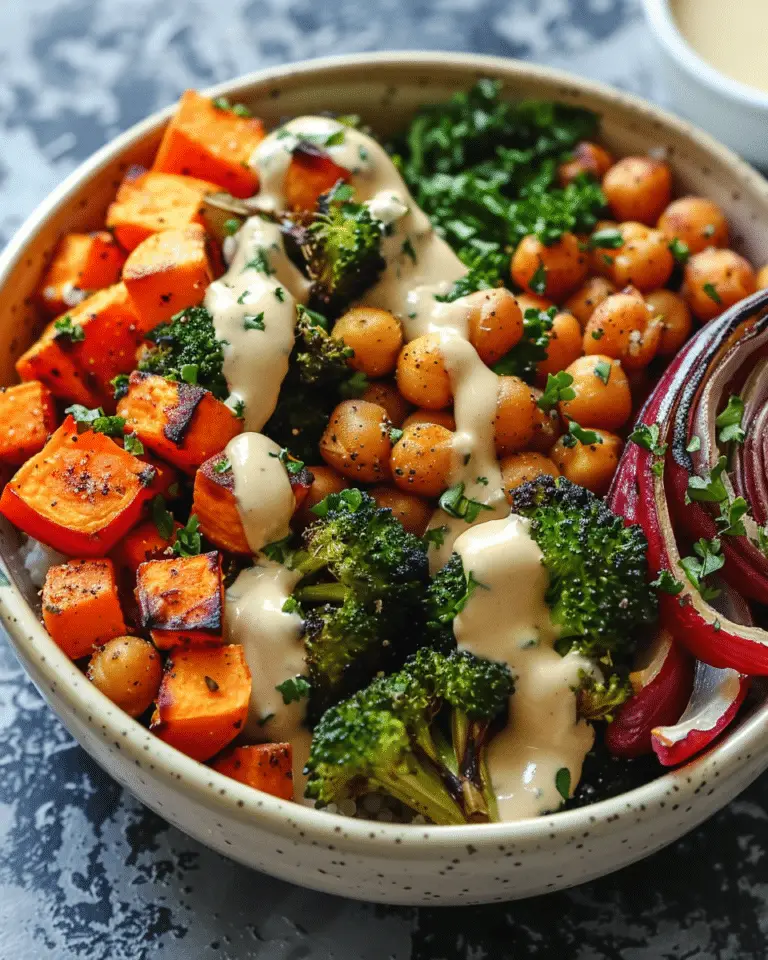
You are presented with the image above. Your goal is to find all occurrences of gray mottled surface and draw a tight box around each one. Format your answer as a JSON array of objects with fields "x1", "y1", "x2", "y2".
[{"x1": 1, "y1": 1, "x2": 767, "y2": 957}]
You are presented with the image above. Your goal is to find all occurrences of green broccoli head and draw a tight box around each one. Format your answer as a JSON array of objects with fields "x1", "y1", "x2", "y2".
[
  {"x1": 423, "y1": 553, "x2": 485, "y2": 652},
  {"x1": 305, "y1": 646, "x2": 513, "y2": 824},
  {"x1": 290, "y1": 489, "x2": 430, "y2": 720},
  {"x1": 292, "y1": 305, "x2": 354, "y2": 387},
  {"x1": 576, "y1": 669, "x2": 632, "y2": 723},
  {"x1": 509, "y1": 475, "x2": 657, "y2": 663},
  {"x1": 138, "y1": 306, "x2": 228, "y2": 399},
  {"x1": 303, "y1": 182, "x2": 385, "y2": 311}
]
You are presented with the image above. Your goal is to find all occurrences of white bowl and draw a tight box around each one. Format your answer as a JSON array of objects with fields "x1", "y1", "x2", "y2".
[
  {"x1": 644, "y1": 0, "x2": 768, "y2": 169},
  {"x1": 1, "y1": 52, "x2": 768, "y2": 907}
]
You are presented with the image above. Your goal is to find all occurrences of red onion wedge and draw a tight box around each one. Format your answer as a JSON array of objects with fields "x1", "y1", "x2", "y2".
[
  {"x1": 609, "y1": 288, "x2": 768, "y2": 675},
  {"x1": 605, "y1": 628, "x2": 695, "y2": 758},
  {"x1": 651, "y1": 585, "x2": 751, "y2": 766}
]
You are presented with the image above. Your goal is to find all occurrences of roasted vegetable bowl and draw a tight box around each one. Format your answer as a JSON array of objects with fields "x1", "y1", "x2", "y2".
[{"x1": 1, "y1": 53, "x2": 768, "y2": 906}]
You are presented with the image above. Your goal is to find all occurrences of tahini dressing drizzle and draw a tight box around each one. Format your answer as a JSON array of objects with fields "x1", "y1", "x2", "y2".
[{"x1": 209, "y1": 116, "x2": 593, "y2": 816}]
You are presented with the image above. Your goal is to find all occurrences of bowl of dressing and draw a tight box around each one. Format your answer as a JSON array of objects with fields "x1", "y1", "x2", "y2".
[{"x1": 644, "y1": 0, "x2": 768, "y2": 169}]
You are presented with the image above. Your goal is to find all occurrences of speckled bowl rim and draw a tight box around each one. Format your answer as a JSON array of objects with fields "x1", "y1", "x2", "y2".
[
  {"x1": 1, "y1": 50, "x2": 768, "y2": 860},
  {"x1": 644, "y1": 0, "x2": 768, "y2": 110}
]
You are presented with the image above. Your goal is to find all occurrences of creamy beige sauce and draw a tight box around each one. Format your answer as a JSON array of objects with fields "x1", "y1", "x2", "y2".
[
  {"x1": 454, "y1": 516, "x2": 595, "y2": 820},
  {"x1": 204, "y1": 216, "x2": 310, "y2": 433},
  {"x1": 672, "y1": 0, "x2": 768, "y2": 93},
  {"x1": 225, "y1": 561, "x2": 312, "y2": 789},
  {"x1": 226, "y1": 432, "x2": 296, "y2": 553}
]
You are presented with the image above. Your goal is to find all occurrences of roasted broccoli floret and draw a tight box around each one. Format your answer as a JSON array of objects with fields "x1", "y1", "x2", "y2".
[
  {"x1": 509, "y1": 475, "x2": 657, "y2": 664},
  {"x1": 576, "y1": 670, "x2": 632, "y2": 723},
  {"x1": 302, "y1": 182, "x2": 385, "y2": 311},
  {"x1": 263, "y1": 305, "x2": 366, "y2": 461},
  {"x1": 305, "y1": 646, "x2": 513, "y2": 824},
  {"x1": 138, "y1": 306, "x2": 228, "y2": 399},
  {"x1": 424, "y1": 553, "x2": 482, "y2": 651},
  {"x1": 288, "y1": 489, "x2": 430, "y2": 719}
]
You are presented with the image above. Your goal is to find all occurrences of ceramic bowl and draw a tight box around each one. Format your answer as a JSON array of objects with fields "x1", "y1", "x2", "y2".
[
  {"x1": 1, "y1": 52, "x2": 768, "y2": 908},
  {"x1": 643, "y1": 0, "x2": 768, "y2": 170}
]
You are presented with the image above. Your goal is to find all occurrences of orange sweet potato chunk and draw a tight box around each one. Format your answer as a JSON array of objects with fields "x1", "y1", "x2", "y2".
[
  {"x1": 150, "y1": 644, "x2": 251, "y2": 761},
  {"x1": 42, "y1": 558, "x2": 127, "y2": 659},
  {"x1": 192, "y1": 453, "x2": 250, "y2": 555},
  {"x1": 284, "y1": 146, "x2": 350, "y2": 212},
  {"x1": 153, "y1": 90, "x2": 265, "y2": 199},
  {"x1": 117, "y1": 371, "x2": 241, "y2": 474},
  {"x1": 106, "y1": 168, "x2": 218, "y2": 252},
  {"x1": 0, "y1": 415, "x2": 155, "y2": 556},
  {"x1": 39, "y1": 232, "x2": 126, "y2": 315},
  {"x1": 0, "y1": 381, "x2": 58, "y2": 465},
  {"x1": 110, "y1": 518, "x2": 178, "y2": 578},
  {"x1": 17, "y1": 283, "x2": 152, "y2": 408},
  {"x1": 211, "y1": 743, "x2": 294, "y2": 801},
  {"x1": 123, "y1": 224, "x2": 213, "y2": 326},
  {"x1": 136, "y1": 550, "x2": 223, "y2": 649}
]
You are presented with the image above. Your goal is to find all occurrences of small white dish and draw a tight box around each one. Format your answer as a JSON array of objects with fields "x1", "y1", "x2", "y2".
[
  {"x1": 644, "y1": 0, "x2": 768, "y2": 169},
  {"x1": 1, "y1": 52, "x2": 768, "y2": 906}
]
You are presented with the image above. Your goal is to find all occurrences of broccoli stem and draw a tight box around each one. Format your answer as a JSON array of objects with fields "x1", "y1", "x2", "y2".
[
  {"x1": 294, "y1": 581, "x2": 349, "y2": 604},
  {"x1": 370, "y1": 763, "x2": 466, "y2": 826}
]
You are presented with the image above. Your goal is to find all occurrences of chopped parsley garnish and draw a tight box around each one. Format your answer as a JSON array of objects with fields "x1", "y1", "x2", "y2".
[
  {"x1": 276, "y1": 676, "x2": 311, "y2": 705},
  {"x1": 53, "y1": 315, "x2": 85, "y2": 342},
  {"x1": 173, "y1": 515, "x2": 202, "y2": 557},
  {"x1": 438, "y1": 482, "x2": 493, "y2": 523},
  {"x1": 389, "y1": 427, "x2": 404, "y2": 445},
  {"x1": 111, "y1": 374, "x2": 130, "y2": 401},
  {"x1": 64, "y1": 404, "x2": 126, "y2": 437},
  {"x1": 401, "y1": 237, "x2": 417, "y2": 263},
  {"x1": 243, "y1": 313, "x2": 266, "y2": 331},
  {"x1": 593, "y1": 359, "x2": 612, "y2": 385},
  {"x1": 589, "y1": 228, "x2": 624, "y2": 249},
  {"x1": 686, "y1": 435, "x2": 702, "y2": 453},
  {"x1": 651, "y1": 569, "x2": 684, "y2": 595},
  {"x1": 680, "y1": 537, "x2": 724, "y2": 601},
  {"x1": 703, "y1": 282, "x2": 722, "y2": 305},
  {"x1": 537, "y1": 370, "x2": 575, "y2": 411},
  {"x1": 245, "y1": 247, "x2": 274, "y2": 275},
  {"x1": 628, "y1": 422, "x2": 667, "y2": 461},
  {"x1": 269, "y1": 446, "x2": 305, "y2": 475},
  {"x1": 214, "y1": 457, "x2": 231, "y2": 474},
  {"x1": 668, "y1": 238, "x2": 690, "y2": 264},
  {"x1": 492, "y1": 307, "x2": 556, "y2": 383},
  {"x1": 687, "y1": 455, "x2": 728, "y2": 503},
  {"x1": 716, "y1": 496, "x2": 749, "y2": 537},
  {"x1": 561, "y1": 421, "x2": 603, "y2": 448},
  {"x1": 274, "y1": 286, "x2": 285, "y2": 301},
  {"x1": 223, "y1": 218, "x2": 242, "y2": 236},
  {"x1": 282, "y1": 596, "x2": 300, "y2": 615},
  {"x1": 555, "y1": 767, "x2": 571, "y2": 802},
  {"x1": 211, "y1": 96, "x2": 252, "y2": 117},
  {"x1": 530, "y1": 260, "x2": 548, "y2": 295},
  {"x1": 715, "y1": 395, "x2": 745, "y2": 445},
  {"x1": 423, "y1": 526, "x2": 448, "y2": 550},
  {"x1": 151, "y1": 495, "x2": 175, "y2": 541},
  {"x1": 180, "y1": 363, "x2": 199, "y2": 385},
  {"x1": 123, "y1": 432, "x2": 144, "y2": 456}
]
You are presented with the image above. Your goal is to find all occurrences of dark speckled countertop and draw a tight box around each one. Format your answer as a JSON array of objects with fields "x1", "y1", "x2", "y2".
[{"x1": 1, "y1": 2, "x2": 767, "y2": 957}]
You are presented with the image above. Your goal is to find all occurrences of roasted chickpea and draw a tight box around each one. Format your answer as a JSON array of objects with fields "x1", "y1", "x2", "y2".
[
  {"x1": 369, "y1": 485, "x2": 433, "y2": 536},
  {"x1": 657, "y1": 195, "x2": 729, "y2": 254},
  {"x1": 645, "y1": 289, "x2": 693, "y2": 356},
  {"x1": 464, "y1": 288, "x2": 523, "y2": 366},
  {"x1": 333, "y1": 306, "x2": 403, "y2": 379},
  {"x1": 560, "y1": 354, "x2": 632, "y2": 431},
  {"x1": 402, "y1": 408, "x2": 457, "y2": 431},
  {"x1": 501, "y1": 452, "x2": 560, "y2": 500},
  {"x1": 602, "y1": 156, "x2": 672, "y2": 225},
  {"x1": 536, "y1": 311, "x2": 583, "y2": 382},
  {"x1": 514, "y1": 292, "x2": 555, "y2": 314},
  {"x1": 87, "y1": 636, "x2": 162, "y2": 719},
  {"x1": 558, "y1": 141, "x2": 614, "y2": 187},
  {"x1": 391, "y1": 422, "x2": 454, "y2": 498},
  {"x1": 494, "y1": 376, "x2": 537, "y2": 457},
  {"x1": 319, "y1": 399, "x2": 392, "y2": 483},
  {"x1": 396, "y1": 334, "x2": 452, "y2": 409},
  {"x1": 593, "y1": 221, "x2": 674, "y2": 292},
  {"x1": 551, "y1": 429, "x2": 623, "y2": 496},
  {"x1": 564, "y1": 275, "x2": 617, "y2": 328},
  {"x1": 757, "y1": 264, "x2": 768, "y2": 290},
  {"x1": 683, "y1": 247, "x2": 757, "y2": 322},
  {"x1": 361, "y1": 380, "x2": 411, "y2": 427},
  {"x1": 511, "y1": 232, "x2": 588, "y2": 301},
  {"x1": 294, "y1": 465, "x2": 348, "y2": 529},
  {"x1": 529, "y1": 387, "x2": 562, "y2": 453},
  {"x1": 583, "y1": 292, "x2": 662, "y2": 370}
]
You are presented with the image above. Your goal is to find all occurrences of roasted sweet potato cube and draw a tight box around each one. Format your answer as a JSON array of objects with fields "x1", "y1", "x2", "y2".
[
  {"x1": 0, "y1": 381, "x2": 58, "y2": 465},
  {"x1": 283, "y1": 144, "x2": 350, "y2": 212},
  {"x1": 16, "y1": 322, "x2": 103, "y2": 408},
  {"x1": 211, "y1": 743, "x2": 293, "y2": 801},
  {"x1": 136, "y1": 550, "x2": 223, "y2": 649},
  {"x1": 42, "y1": 558, "x2": 127, "y2": 659},
  {"x1": 192, "y1": 453, "x2": 250, "y2": 555},
  {"x1": 39, "y1": 231, "x2": 126, "y2": 315},
  {"x1": 106, "y1": 168, "x2": 218, "y2": 252},
  {"x1": 123, "y1": 224, "x2": 214, "y2": 326},
  {"x1": 117, "y1": 371, "x2": 241, "y2": 474},
  {"x1": 150, "y1": 644, "x2": 251, "y2": 761},
  {"x1": 0, "y1": 415, "x2": 155, "y2": 556},
  {"x1": 110, "y1": 518, "x2": 179, "y2": 579},
  {"x1": 152, "y1": 90, "x2": 265, "y2": 199}
]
